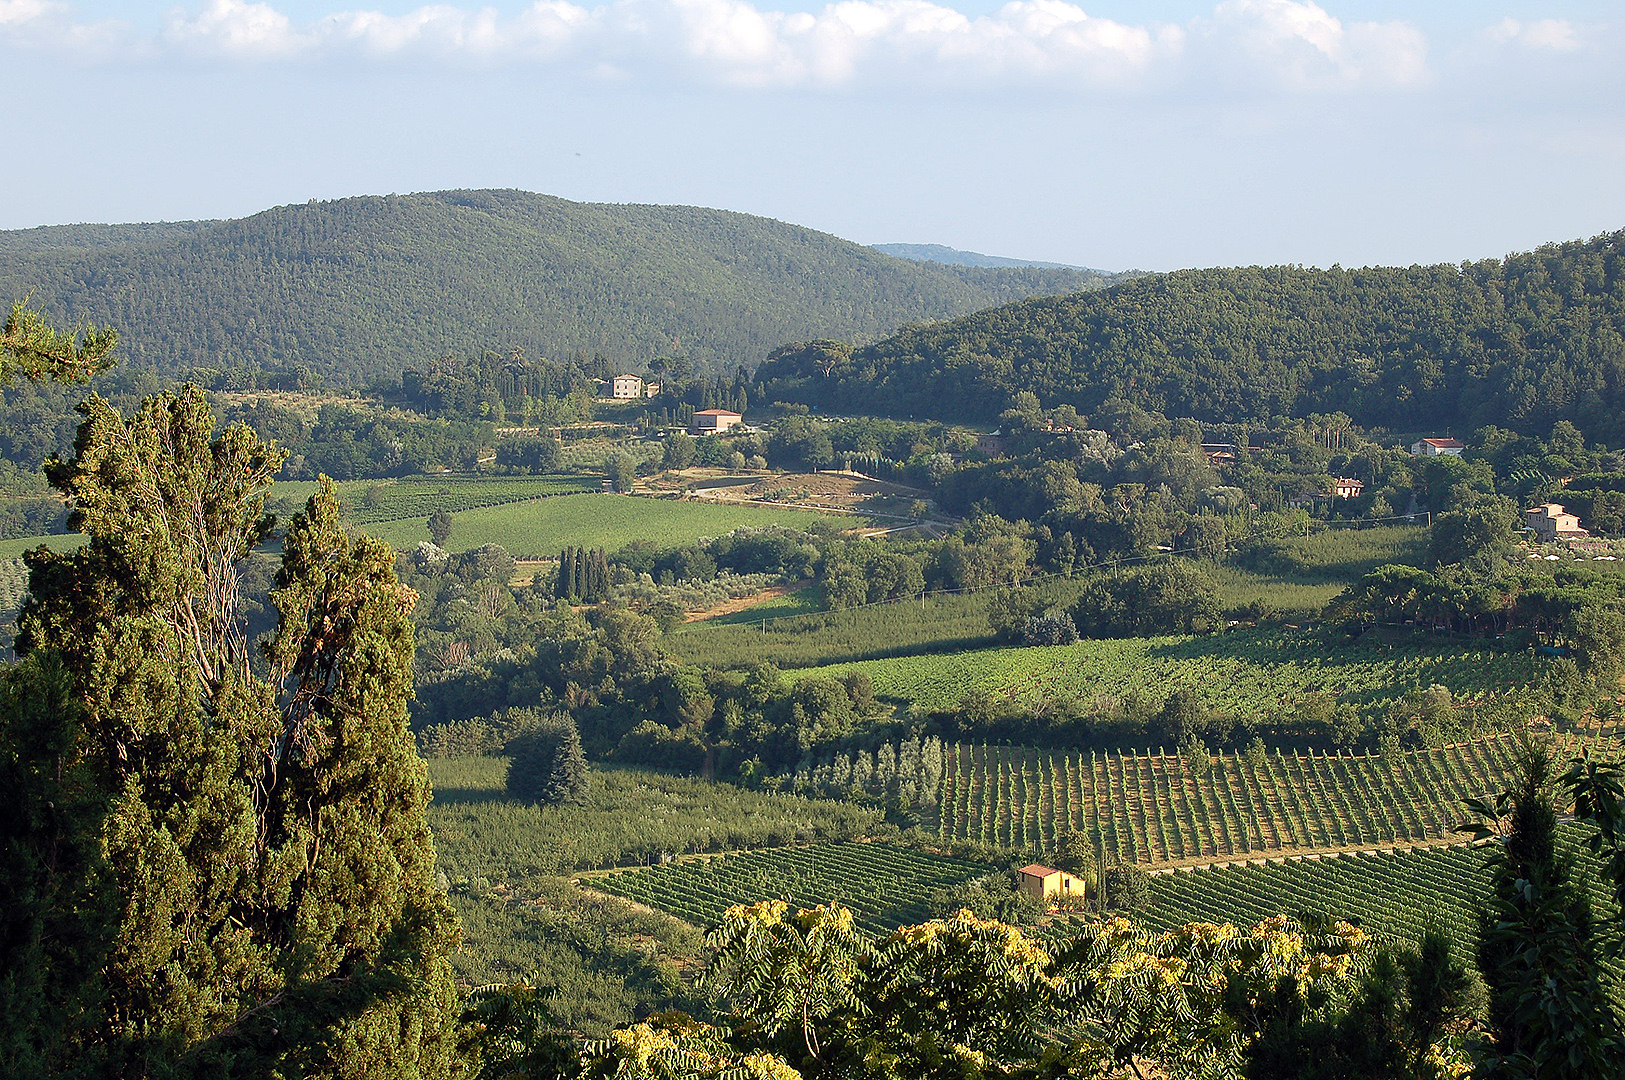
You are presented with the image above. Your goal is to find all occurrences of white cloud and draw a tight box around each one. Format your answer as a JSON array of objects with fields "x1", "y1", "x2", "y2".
[
  {"x1": 25, "y1": 0, "x2": 1596, "y2": 95},
  {"x1": 1486, "y1": 17, "x2": 1579, "y2": 53},
  {"x1": 1198, "y1": 0, "x2": 1427, "y2": 90}
]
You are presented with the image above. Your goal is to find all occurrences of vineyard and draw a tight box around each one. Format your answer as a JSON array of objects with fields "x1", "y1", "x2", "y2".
[
  {"x1": 271, "y1": 474, "x2": 598, "y2": 526},
  {"x1": 799, "y1": 629, "x2": 1541, "y2": 715},
  {"x1": 1142, "y1": 844, "x2": 1492, "y2": 942},
  {"x1": 929, "y1": 733, "x2": 1612, "y2": 864},
  {"x1": 363, "y1": 493, "x2": 859, "y2": 557},
  {"x1": 1140, "y1": 840, "x2": 1625, "y2": 1004},
  {"x1": 591, "y1": 843, "x2": 989, "y2": 934}
]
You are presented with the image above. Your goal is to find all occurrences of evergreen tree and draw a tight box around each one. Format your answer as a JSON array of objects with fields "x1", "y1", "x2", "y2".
[
  {"x1": 541, "y1": 723, "x2": 589, "y2": 806},
  {"x1": 2, "y1": 386, "x2": 462, "y2": 1077},
  {"x1": 427, "y1": 509, "x2": 454, "y2": 547},
  {"x1": 506, "y1": 712, "x2": 589, "y2": 805}
]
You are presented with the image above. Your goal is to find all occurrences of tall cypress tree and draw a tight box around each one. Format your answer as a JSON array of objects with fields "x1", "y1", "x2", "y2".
[{"x1": 1, "y1": 387, "x2": 462, "y2": 1078}]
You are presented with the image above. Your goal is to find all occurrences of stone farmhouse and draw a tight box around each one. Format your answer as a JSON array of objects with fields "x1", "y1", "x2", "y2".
[
  {"x1": 1526, "y1": 503, "x2": 1589, "y2": 543},
  {"x1": 1411, "y1": 437, "x2": 1465, "y2": 457},
  {"x1": 1016, "y1": 863, "x2": 1088, "y2": 902},
  {"x1": 690, "y1": 408, "x2": 743, "y2": 435}
]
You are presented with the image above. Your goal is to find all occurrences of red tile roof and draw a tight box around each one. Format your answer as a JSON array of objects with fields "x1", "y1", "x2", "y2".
[{"x1": 1018, "y1": 864, "x2": 1058, "y2": 877}]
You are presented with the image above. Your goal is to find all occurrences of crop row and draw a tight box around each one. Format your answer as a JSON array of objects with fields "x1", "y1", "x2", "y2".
[
  {"x1": 930, "y1": 732, "x2": 1612, "y2": 864},
  {"x1": 806, "y1": 629, "x2": 1541, "y2": 716},
  {"x1": 1140, "y1": 839, "x2": 1625, "y2": 1011},
  {"x1": 592, "y1": 842, "x2": 987, "y2": 934}
]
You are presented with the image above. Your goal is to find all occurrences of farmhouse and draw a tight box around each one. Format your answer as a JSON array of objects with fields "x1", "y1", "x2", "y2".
[
  {"x1": 1016, "y1": 863, "x2": 1087, "y2": 902},
  {"x1": 606, "y1": 374, "x2": 662, "y2": 399},
  {"x1": 1331, "y1": 477, "x2": 1364, "y2": 499},
  {"x1": 690, "y1": 408, "x2": 743, "y2": 435},
  {"x1": 1526, "y1": 503, "x2": 1589, "y2": 543},
  {"x1": 1411, "y1": 437, "x2": 1465, "y2": 457}
]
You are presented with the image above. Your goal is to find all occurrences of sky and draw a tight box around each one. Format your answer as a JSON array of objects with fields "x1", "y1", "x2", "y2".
[{"x1": 1, "y1": 0, "x2": 1621, "y2": 271}]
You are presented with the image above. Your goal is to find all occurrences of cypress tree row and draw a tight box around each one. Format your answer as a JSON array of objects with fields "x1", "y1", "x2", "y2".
[
  {"x1": 0, "y1": 387, "x2": 462, "y2": 1078},
  {"x1": 554, "y1": 546, "x2": 610, "y2": 603}
]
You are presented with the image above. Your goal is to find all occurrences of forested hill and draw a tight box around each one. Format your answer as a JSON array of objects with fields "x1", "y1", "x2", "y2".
[
  {"x1": 0, "y1": 190, "x2": 1111, "y2": 384},
  {"x1": 758, "y1": 230, "x2": 1625, "y2": 439}
]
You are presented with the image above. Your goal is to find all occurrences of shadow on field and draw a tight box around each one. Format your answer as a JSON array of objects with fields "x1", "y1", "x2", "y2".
[{"x1": 429, "y1": 786, "x2": 512, "y2": 806}]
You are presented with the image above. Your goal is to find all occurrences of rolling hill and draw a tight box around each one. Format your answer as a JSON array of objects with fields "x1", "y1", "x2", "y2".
[
  {"x1": 0, "y1": 190, "x2": 1114, "y2": 384},
  {"x1": 759, "y1": 228, "x2": 1625, "y2": 439}
]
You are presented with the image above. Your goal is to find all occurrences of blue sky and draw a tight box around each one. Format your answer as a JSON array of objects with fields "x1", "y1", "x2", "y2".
[{"x1": 2, "y1": 0, "x2": 1621, "y2": 270}]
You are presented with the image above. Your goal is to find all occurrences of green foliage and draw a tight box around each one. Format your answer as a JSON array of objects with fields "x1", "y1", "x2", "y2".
[
  {"x1": 426, "y1": 759, "x2": 880, "y2": 878},
  {"x1": 3, "y1": 389, "x2": 462, "y2": 1076},
  {"x1": 594, "y1": 844, "x2": 992, "y2": 936},
  {"x1": 0, "y1": 190, "x2": 1104, "y2": 380},
  {"x1": 1072, "y1": 560, "x2": 1222, "y2": 636},
  {"x1": 757, "y1": 230, "x2": 1625, "y2": 441},
  {"x1": 1466, "y1": 745, "x2": 1624, "y2": 1076},
  {"x1": 0, "y1": 301, "x2": 117, "y2": 385},
  {"x1": 1103, "y1": 864, "x2": 1153, "y2": 912},
  {"x1": 507, "y1": 711, "x2": 591, "y2": 806},
  {"x1": 429, "y1": 508, "x2": 455, "y2": 545}
]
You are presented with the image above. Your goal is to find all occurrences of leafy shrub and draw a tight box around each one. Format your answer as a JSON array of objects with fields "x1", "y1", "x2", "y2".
[{"x1": 1021, "y1": 612, "x2": 1079, "y2": 646}]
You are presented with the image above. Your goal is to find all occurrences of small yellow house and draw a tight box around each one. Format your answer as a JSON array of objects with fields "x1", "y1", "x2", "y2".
[{"x1": 1016, "y1": 864, "x2": 1087, "y2": 902}]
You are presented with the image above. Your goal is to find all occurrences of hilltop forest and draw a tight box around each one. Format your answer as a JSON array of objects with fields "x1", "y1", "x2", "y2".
[
  {"x1": 0, "y1": 189, "x2": 1117, "y2": 385},
  {"x1": 758, "y1": 229, "x2": 1625, "y2": 439}
]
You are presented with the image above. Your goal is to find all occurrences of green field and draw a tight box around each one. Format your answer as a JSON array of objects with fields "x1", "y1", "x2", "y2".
[
  {"x1": 927, "y1": 736, "x2": 1610, "y2": 864},
  {"x1": 0, "y1": 533, "x2": 86, "y2": 559},
  {"x1": 270, "y1": 474, "x2": 596, "y2": 524},
  {"x1": 363, "y1": 493, "x2": 863, "y2": 557},
  {"x1": 424, "y1": 758, "x2": 880, "y2": 880},
  {"x1": 1213, "y1": 525, "x2": 1428, "y2": 615},
  {"x1": 792, "y1": 628, "x2": 1539, "y2": 715},
  {"x1": 687, "y1": 583, "x2": 824, "y2": 627},
  {"x1": 592, "y1": 842, "x2": 990, "y2": 934}
]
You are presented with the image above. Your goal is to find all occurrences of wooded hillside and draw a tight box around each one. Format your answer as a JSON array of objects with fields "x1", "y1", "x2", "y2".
[
  {"x1": 0, "y1": 190, "x2": 1115, "y2": 383},
  {"x1": 758, "y1": 230, "x2": 1625, "y2": 438}
]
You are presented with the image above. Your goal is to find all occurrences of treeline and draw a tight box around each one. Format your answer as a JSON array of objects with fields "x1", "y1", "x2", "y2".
[
  {"x1": 0, "y1": 188, "x2": 1110, "y2": 381},
  {"x1": 755, "y1": 228, "x2": 1625, "y2": 439}
]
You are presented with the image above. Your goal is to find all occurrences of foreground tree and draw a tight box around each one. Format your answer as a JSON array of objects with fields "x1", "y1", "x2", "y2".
[{"x1": 0, "y1": 387, "x2": 461, "y2": 1077}]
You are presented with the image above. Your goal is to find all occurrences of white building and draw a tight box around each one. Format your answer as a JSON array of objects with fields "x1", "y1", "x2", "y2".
[{"x1": 1411, "y1": 437, "x2": 1465, "y2": 457}]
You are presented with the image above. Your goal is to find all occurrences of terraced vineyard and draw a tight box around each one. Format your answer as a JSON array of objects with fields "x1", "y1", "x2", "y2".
[
  {"x1": 801, "y1": 630, "x2": 1541, "y2": 715},
  {"x1": 931, "y1": 734, "x2": 1613, "y2": 864},
  {"x1": 592, "y1": 842, "x2": 988, "y2": 934},
  {"x1": 1144, "y1": 845, "x2": 1492, "y2": 942}
]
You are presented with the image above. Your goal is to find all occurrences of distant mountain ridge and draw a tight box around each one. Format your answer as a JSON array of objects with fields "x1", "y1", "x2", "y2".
[
  {"x1": 759, "y1": 228, "x2": 1625, "y2": 440},
  {"x1": 871, "y1": 242, "x2": 1108, "y2": 272},
  {"x1": 0, "y1": 190, "x2": 1114, "y2": 384}
]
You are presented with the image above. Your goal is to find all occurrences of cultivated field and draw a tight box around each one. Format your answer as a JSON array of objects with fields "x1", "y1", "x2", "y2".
[
  {"x1": 362, "y1": 492, "x2": 866, "y2": 556},
  {"x1": 929, "y1": 734, "x2": 1611, "y2": 863},
  {"x1": 270, "y1": 474, "x2": 596, "y2": 525},
  {"x1": 1142, "y1": 844, "x2": 1493, "y2": 940},
  {"x1": 424, "y1": 758, "x2": 879, "y2": 880},
  {"x1": 592, "y1": 842, "x2": 988, "y2": 934},
  {"x1": 796, "y1": 628, "x2": 1540, "y2": 714}
]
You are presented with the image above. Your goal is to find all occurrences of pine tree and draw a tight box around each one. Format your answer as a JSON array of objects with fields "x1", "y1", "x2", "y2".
[
  {"x1": 506, "y1": 713, "x2": 588, "y2": 805},
  {"x1": 541, "y1": 722, "x2": 589, "y2": 806},
  {"x1": 2, "y1": 387, "x2": 463, "y2": 1078}
]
